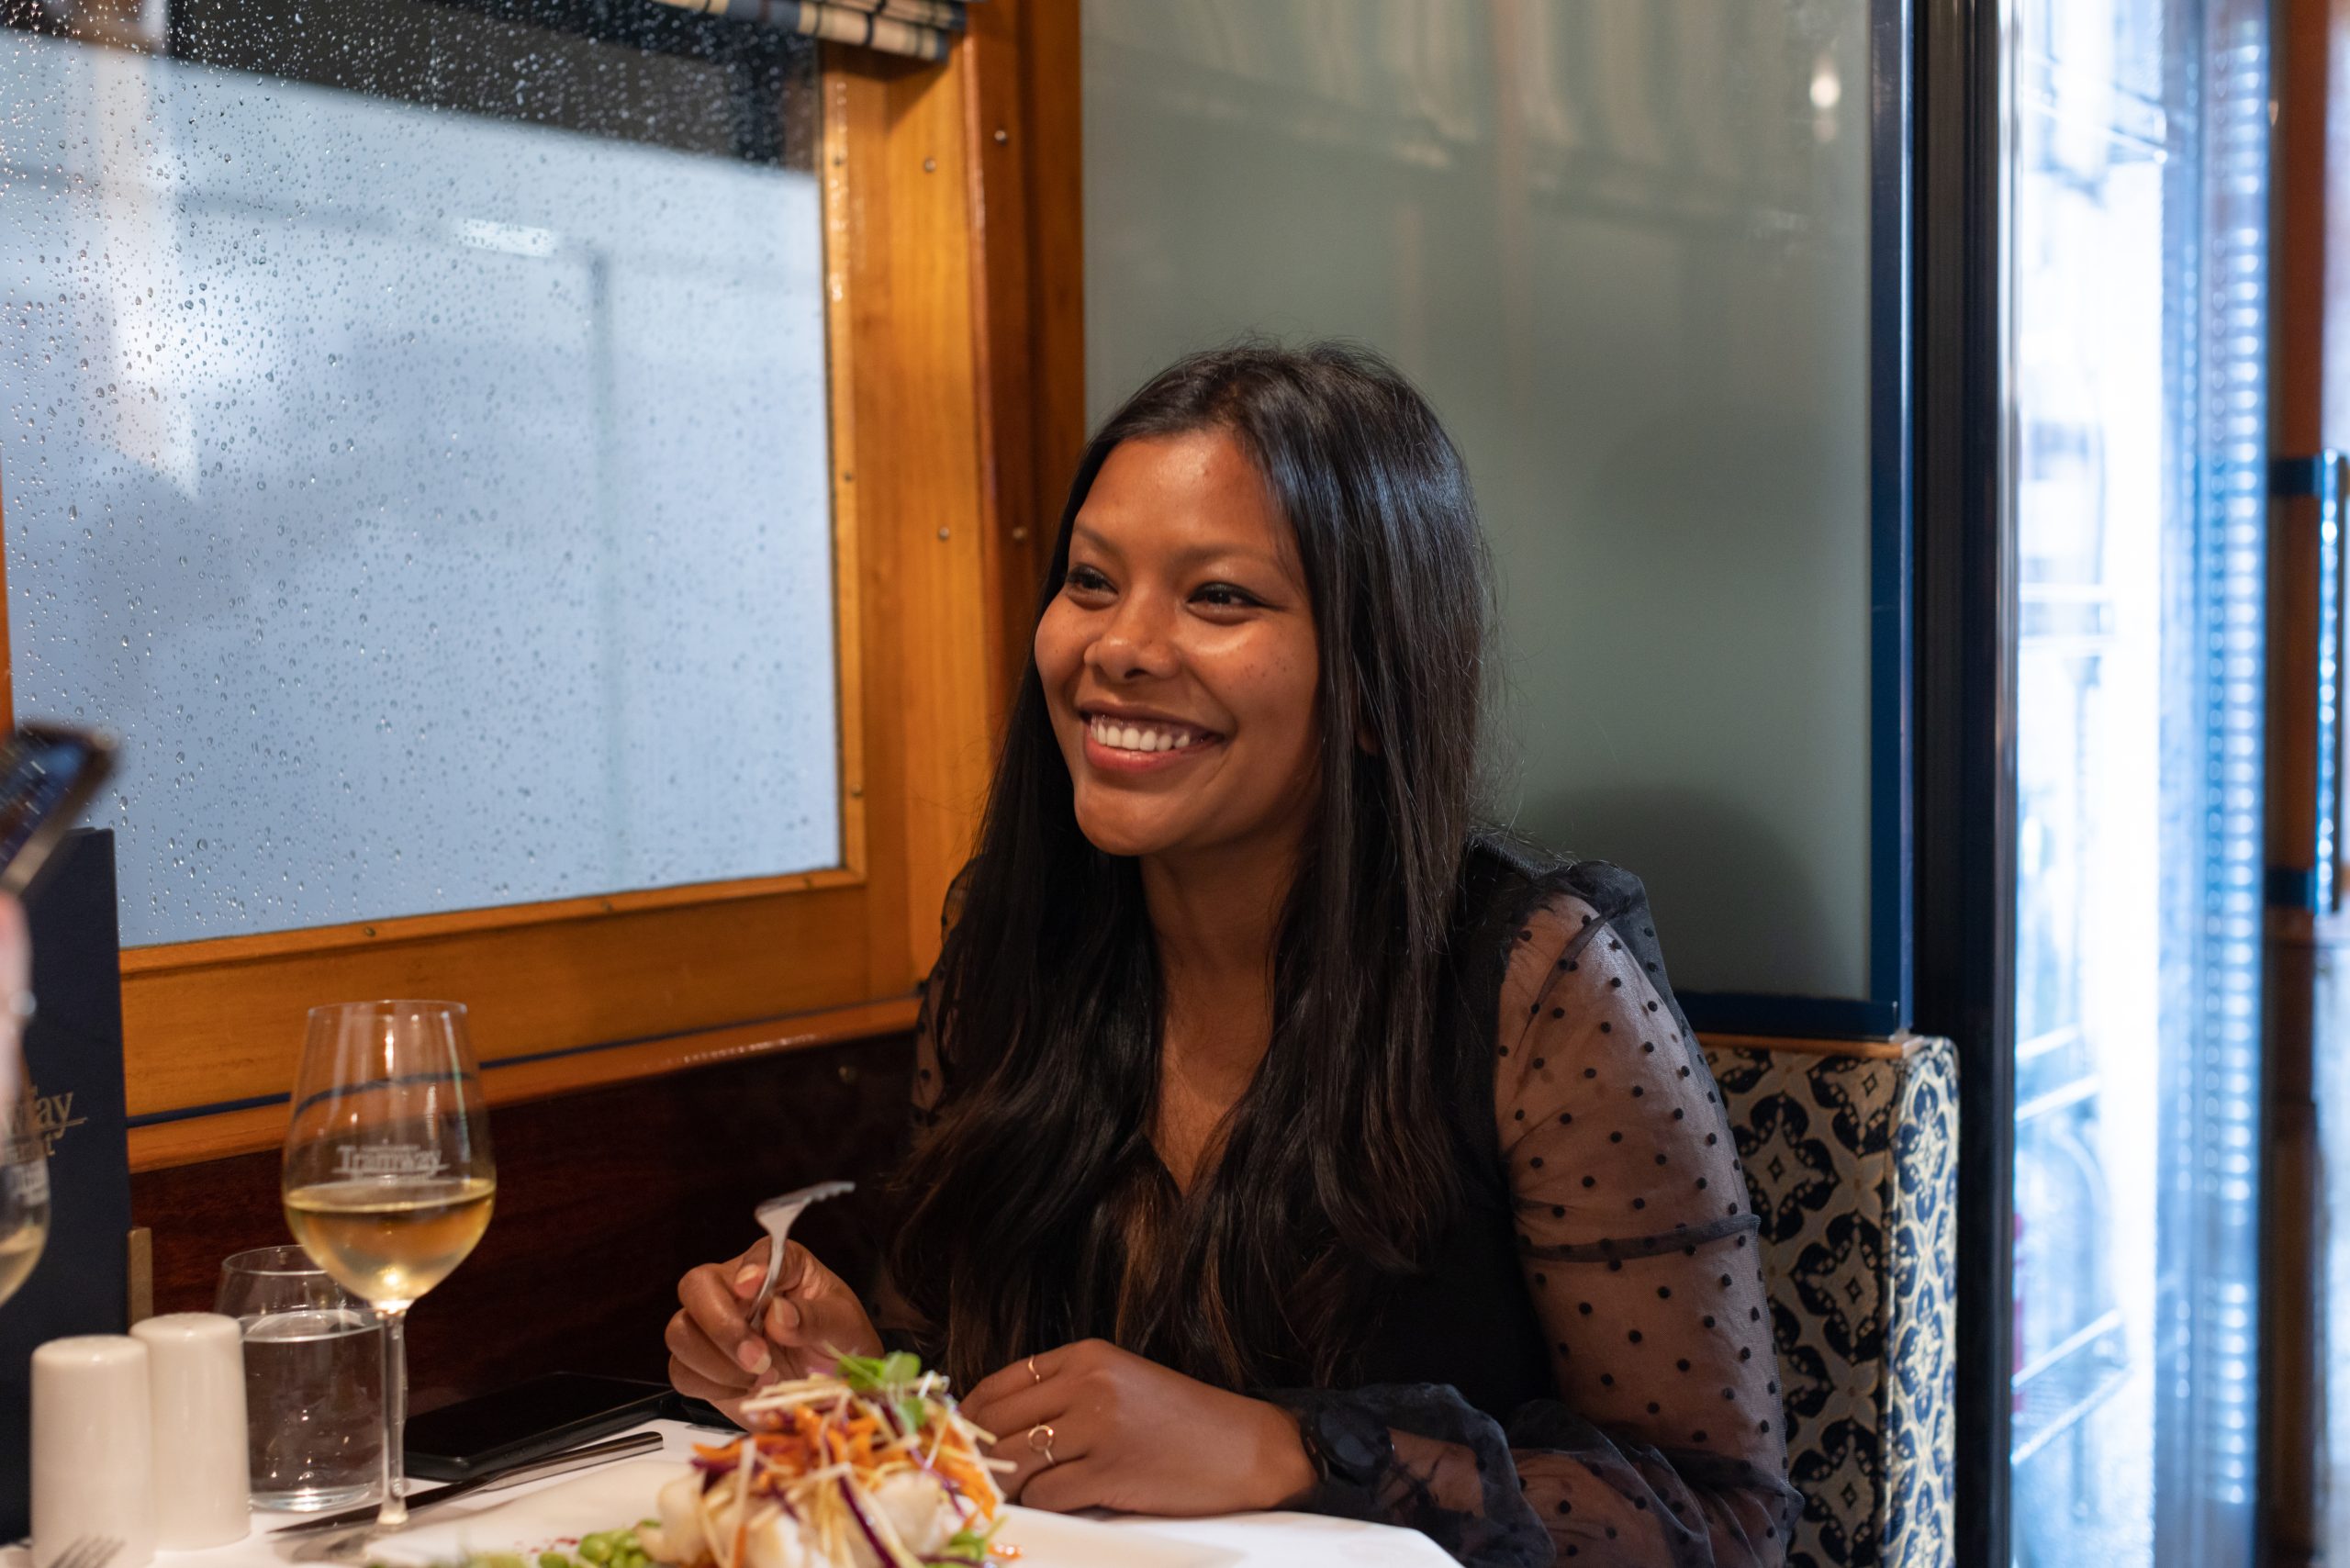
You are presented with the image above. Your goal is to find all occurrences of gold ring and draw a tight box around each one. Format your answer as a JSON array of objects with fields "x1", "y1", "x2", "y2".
[
  {"x1": 1025, "y1": 1421, "x2": 1057, "y2": 1465},
  {"x1": 1026, "y1": 1354, "x2": 1042, "y2": 1385}
]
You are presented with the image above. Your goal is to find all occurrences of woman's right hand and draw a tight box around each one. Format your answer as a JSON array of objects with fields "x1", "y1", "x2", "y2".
[{"x1": 666, "y1": 1240, "x2": 884, "y2": 1426}]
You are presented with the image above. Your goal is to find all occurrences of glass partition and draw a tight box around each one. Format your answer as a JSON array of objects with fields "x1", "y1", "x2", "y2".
[
  {"x1": 0, "y1": 0, "x2": 838, "y2": 946},
  {"x1": 1082, "y1": 0, "x2": 1880, "y2": 1004},
  {"x1": 2006, "y1": 0, "x2": 2268, "y2": 1560}
]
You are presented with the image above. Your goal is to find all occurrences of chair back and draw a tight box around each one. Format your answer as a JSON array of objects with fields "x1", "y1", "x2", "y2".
[{"x1": 1702, "y1": 1035, "x2": 1958, "y2": 1568}]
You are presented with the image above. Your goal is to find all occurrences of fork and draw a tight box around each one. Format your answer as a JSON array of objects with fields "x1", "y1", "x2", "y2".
[
  {"x1": 46, "y1": 1537, "x2": 121, "y2": 1568},
  {"x1": 739, "y1": 1179, "x2": 855, "y2": 1350}
]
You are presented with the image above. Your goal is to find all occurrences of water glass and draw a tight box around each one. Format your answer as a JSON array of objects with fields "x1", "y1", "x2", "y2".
[{"x1": 215, "y1": 1245, "x2": 382, "y2": 1511}]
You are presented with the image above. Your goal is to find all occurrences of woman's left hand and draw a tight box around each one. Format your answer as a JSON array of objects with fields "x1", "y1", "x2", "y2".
[{"x1": 958, "y1": 1338, "x2": 1315, "y2": 1516}]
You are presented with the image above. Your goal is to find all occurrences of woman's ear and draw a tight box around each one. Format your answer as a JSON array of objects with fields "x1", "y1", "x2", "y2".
[{"x1": 1356, "y1": 720, "x2": 1381, "y2": 756}]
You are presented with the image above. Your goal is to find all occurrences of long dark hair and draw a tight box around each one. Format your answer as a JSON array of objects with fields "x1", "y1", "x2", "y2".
[{"x1": 890, "y1": 342, "x2": 1494, "y2": 1392}]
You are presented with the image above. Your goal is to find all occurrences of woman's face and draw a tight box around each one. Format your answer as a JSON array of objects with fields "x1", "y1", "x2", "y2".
[{"x1": 1035, "y1": 428, "x2": 1322, "y2": 865}]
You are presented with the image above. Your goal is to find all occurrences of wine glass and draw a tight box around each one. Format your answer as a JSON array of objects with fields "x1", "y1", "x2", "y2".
[
  {"x1": 0, "y1": 1019, "x2": 48, "y2": 1306},
  {"x1": 282, "y1": 1001, "x2": 494, "y2": 1529}
]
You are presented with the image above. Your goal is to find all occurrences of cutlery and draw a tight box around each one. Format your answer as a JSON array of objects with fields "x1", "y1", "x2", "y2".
[
  {"x1": 274, "y1": 1428, "x2": 664, "y2": 1541},
  {"x1": 48, "y1": 1538, "x2": 121, "y2": 1568},
  {"x1": 740, "y1": 1180, "x2": 855, "y2": 1350}
]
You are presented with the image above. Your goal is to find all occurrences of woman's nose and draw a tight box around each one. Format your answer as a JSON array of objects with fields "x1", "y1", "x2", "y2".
[{"x1": 1088, "y1": 595, "x2": 1179, "y2": 681}]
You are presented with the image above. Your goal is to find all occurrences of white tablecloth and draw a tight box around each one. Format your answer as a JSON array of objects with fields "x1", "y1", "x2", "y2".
[{"x1": 125, "y1": 1419, "x2": 1451, "y2": 1568}]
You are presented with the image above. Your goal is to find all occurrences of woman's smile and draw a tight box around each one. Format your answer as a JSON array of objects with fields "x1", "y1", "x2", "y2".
[{"x1": 1080, "y1": 706, "x2": 1225, "y2": 771}]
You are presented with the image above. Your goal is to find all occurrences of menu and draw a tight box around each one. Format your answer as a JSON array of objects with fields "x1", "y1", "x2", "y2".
[{"x1": 0, "y1": 829, "x2": 129, "y2": 1536}]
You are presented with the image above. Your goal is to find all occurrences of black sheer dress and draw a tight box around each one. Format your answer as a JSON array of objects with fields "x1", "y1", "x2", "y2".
[{"x1": 901, "y1": 840, "x2": 1803, "y2": 1568}]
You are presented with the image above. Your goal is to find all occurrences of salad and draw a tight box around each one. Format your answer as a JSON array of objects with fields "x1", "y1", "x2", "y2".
[{"x1": 634, "y1": 1352, "x2": 1013, "y2": 1568}]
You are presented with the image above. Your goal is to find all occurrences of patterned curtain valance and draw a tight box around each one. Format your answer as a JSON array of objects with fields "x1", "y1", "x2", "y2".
[{"x1": 647, "y1": 0, "x2": 972, "y2": 62}]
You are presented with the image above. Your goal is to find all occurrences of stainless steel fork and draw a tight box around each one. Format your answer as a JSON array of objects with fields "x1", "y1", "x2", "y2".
[
  {"x1": 47, "y1": 1537, "x2": 122, "y2": 1568},
  {"x1": 739, "y1": 1179, "x2": 855, "y2": 1343}
]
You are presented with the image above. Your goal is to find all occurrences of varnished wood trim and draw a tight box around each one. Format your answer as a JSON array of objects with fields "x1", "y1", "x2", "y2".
[
  {"x1": 123, "y1": 880, "x2": 880, "y2": 1119},
  {"x1": 1023, "y1": 0, "x2": 1086, "y2": 521},
  {"x1": 2264, "y1": 1, "x2": 2334, "y2": 1558},
  {"x1": 961, "y1": 0, "x2": 1041, "y2": 716},
  {"x1": 121, "y1": 866, "x2": 866, "y2": 975},
  {"x1": 127, "y1": 993, "x2": 922, "y2": 1171},
  {"x1": 1695, "y1": 1031, "x2": 1921, "y2": 1062},
  {"x1": 0, "y1": 477, "x2": 13, "y2": 732},
  {"x1": 832, "y1": 52, "x2": 998, "y2": 974},
  {"x1": 825, "y1": 69, "x2": 872, "y2": 882}
]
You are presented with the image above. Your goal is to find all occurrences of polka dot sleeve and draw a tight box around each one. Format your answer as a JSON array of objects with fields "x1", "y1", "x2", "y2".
[
  {"x1": 1264, "y1": 890, "x2": 1800, "y2": 1565},
  {"x1": 1496, "y1": 893, "x2": 1799, "y2": 1564}
]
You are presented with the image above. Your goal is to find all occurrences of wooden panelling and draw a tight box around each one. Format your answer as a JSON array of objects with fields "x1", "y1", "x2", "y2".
[
  {"x1": 962, "y1": 0, "x2": 1045, "y2": 711},
  {"x1": 1022, "y1": 0, "x2": 1088, "y2": 514},
  {"x1": 958, "y1": 0, "x2": 1087, "y2": 710},
  {"x1": 2265, "y1": 1, "x2": 2337, "y2": 1560},
  {"x1": 830, "y1": 52, "x2": 999, "y2": 974},
  {"x1": 134, "y1": 1031, "x2": 919, "y2": 1414},
  {"x1": 124, "y1": 883, "x2": 875, "y2": 1122},
  {"x1": 126, "y1": 994, "x2": 921, "y2": 1171}
]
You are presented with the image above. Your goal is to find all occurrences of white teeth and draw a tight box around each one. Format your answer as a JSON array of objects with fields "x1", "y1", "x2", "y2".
[{"x1": 1089, "y1": 716, "x2": 1205, "y2": 754}]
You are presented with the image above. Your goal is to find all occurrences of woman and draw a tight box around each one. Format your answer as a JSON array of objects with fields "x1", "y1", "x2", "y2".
[{"x1": 667, "y1": 343, "x2": 1802, "y2": 1567}]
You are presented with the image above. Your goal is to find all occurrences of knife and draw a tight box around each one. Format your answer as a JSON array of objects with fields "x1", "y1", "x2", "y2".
[{"x1": 271, "y1": 1428, "x2": 666, "y2": 1539}]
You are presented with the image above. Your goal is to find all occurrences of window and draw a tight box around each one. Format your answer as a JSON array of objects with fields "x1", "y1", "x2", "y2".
[
  {"x1": 0, "y1": 0, "x2": 1059, "y2": 1168},
  {"x1": 4, "y1": 14, "x2": 836, "y2": 945}
]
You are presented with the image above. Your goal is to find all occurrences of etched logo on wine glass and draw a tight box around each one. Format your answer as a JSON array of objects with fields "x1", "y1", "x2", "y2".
[{"x1": 331, "y1": 1144, "x2": 448, "y2": 1180}]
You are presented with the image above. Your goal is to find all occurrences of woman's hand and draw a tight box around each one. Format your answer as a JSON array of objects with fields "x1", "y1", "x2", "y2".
[
  {"x1": 958, "y1": 1339, "x2": 1315, "y2": 1517},
  {"x1": 665, "y1": 1240, "x2": 883, "y2": 1427}
]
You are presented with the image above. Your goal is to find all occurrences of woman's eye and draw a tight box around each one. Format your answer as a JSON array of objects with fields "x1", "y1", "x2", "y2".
[
  {"x1": 1192, "y1": 583, "x2": 1259, "y2": 610},
  {"x1": 1063, "y1": 566, "x2": 1113, "y2": 594}
]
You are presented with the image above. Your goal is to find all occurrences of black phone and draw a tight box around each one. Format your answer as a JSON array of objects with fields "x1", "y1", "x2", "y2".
[
  {"x1": 0, "y1": 725, "x2": 114, "y2": 902},
  {"x1": 403, "y1": 1372, "x2": 676, "y2": 1482}
]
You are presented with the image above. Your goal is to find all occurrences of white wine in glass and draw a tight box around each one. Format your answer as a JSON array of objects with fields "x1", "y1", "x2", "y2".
[
  {"x1": 0, "y1": 1018, "x2": 48, "y2": 1307},
  {"x1": 0, "y1": 1113, "x2": 46, "y2": 1305},
  {"x1": 283, "y1": 1001, "x2": 494, "y2": 1530}
]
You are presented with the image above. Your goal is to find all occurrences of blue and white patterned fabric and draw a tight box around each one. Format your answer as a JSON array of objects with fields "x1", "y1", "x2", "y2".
[{"x1": 1701, "y1": 1037, "x2": 1957, "y2": 1568}]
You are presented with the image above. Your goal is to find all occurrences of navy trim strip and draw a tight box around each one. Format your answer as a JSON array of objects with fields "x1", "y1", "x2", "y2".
[
  {"x1": 1868, "y1": 0, "x2": 1917, "y2": 1031},
  {"x1": 2267, "y1": 866, "x2": 2320, "y2": 912},
  {"x1": 126, "y1": 1092, "x2": 289, "y2": 1129},
  {"x1": 1677, "y1": 991, "x2": 1904, "y2": 1041}
]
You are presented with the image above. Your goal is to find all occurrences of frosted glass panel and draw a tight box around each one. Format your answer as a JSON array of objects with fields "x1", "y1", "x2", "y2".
[
  {"x1": 1083, "y1": 0, "x2": 1874, "y2": 999},
  {"x1": 0, "y1": 17, "x2": 837, "y2": 946}
]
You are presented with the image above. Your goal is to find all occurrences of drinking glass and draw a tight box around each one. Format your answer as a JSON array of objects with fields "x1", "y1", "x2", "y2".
[
  {"x1": 0, "y1": 1020, "x2": 48, "y2": 1307},
  {"x1": 215, "y1": 1245, "x2": 382, "y2": 1509},
  {"x1": 282, "y1": 1001, "x2": 494, "y2": 1529}
]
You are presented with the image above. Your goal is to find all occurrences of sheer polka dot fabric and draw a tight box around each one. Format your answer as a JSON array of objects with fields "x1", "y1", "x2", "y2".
[{"x1": 1496, "y1": 894, "x2": 1796, "y2": 1564}]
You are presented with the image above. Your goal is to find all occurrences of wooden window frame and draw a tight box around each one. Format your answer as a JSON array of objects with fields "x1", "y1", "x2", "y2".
[{"x1": 0, "y1": 3, "x2": 1087, "y2": 1172}]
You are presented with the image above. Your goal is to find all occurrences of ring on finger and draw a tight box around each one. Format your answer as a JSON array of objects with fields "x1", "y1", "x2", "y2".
[
  {"x1": 1026, "y1": 1354, "x2": 1042, "y2": 1385},
  {"x1": 1026, "y1": 1421, "x2": 1057, "y2": 1466}
]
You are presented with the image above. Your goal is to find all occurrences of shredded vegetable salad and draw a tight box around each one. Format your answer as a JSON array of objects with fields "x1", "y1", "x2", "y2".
[{"x1": 634, "y1": 1353, "x2": 1015, "y2": 1568}]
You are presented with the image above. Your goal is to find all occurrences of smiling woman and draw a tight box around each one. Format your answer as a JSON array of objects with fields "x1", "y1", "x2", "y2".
[
  {"x1": 666, "y1": 344, "x2": 1801, "y2": 1568},
  {"x1": 1037, "y1": 429, "x2": 1321, "y2": 880}
]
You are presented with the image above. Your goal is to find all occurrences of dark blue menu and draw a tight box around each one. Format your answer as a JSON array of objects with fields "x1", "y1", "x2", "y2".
[{"x1": 0, "y1": 830, "x2": 129, "y2": 1536}]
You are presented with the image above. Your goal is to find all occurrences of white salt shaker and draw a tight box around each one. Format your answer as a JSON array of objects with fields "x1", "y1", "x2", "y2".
[
  {"x1": 30, "y1": 1335, "x2": 156, "y2": 1568},
  {"x1": 133, "y1": 1312, "x2": 252, "y2": 1547}
]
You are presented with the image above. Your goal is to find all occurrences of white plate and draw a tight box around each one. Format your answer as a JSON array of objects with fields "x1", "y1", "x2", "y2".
[{"x1": 345, "y1": 1458, "x2": 1237, "y2": 1568}]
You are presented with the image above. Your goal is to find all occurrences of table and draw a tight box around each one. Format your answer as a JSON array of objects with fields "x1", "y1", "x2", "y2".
[{"x1": 137, "y1": 1420, "x2": 1454, "y2": 1568}]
